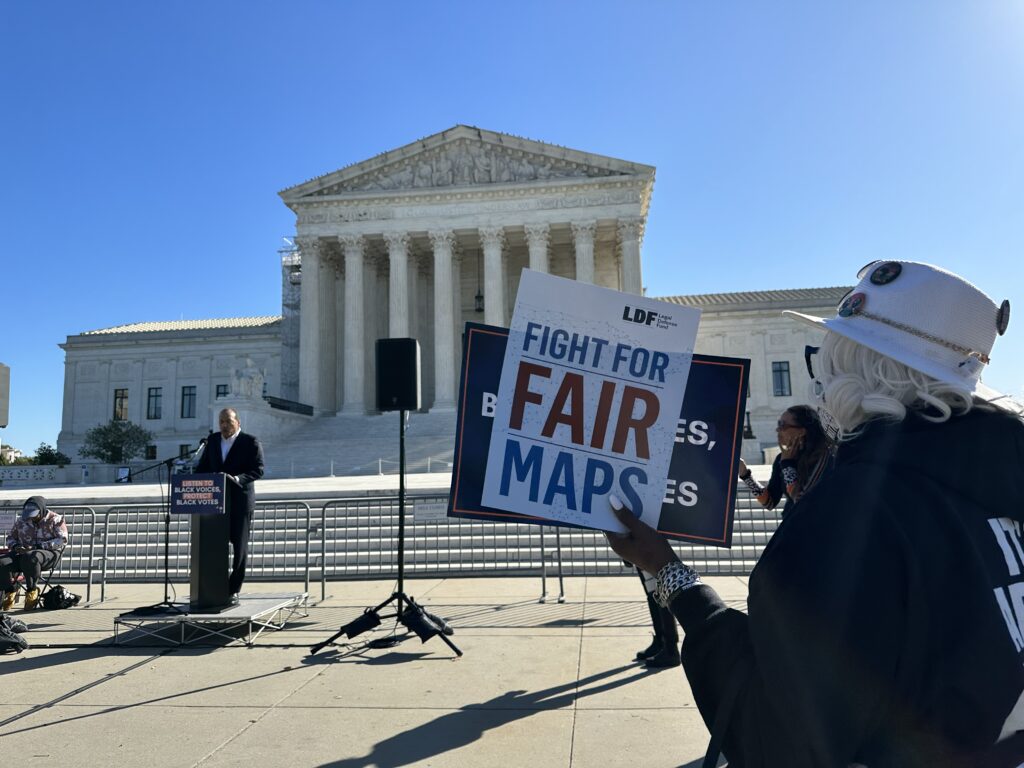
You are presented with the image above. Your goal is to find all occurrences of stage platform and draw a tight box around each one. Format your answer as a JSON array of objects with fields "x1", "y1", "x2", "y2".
[{"x1": 114, "y1": 591, "x2": 308, "y2": 647}]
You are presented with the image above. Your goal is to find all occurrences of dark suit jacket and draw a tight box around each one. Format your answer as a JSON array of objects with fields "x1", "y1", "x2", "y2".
[{"x1": 194, "y1": 431, "x2": 264, "y2": 516}]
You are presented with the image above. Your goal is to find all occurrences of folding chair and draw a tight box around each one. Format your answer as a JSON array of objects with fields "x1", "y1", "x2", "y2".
[{"x1": 3, "y1": 540, "x2": 67, "y2": 611}]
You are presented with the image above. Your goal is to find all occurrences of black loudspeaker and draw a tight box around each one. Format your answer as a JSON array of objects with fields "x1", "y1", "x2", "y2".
[{"x1": 376, "y1": 338, "x2": 421, "y2": 411}]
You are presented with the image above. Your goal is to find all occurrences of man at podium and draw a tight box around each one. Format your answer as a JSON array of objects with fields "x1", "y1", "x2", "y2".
[{"x1": 195, "y1": 407, "x2": 264, "y2": 604}]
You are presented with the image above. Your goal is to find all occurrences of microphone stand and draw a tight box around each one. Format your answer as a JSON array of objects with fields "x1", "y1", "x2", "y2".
[{"x1": 133, "y1": 438, "x2": 207, "y2": 615}]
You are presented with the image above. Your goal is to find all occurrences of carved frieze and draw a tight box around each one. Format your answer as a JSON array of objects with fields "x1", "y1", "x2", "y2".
[
  {"x1": 295, "y1": 188, "x2": 644, "y2": 226},
  {"x1": 310, "y1": 138, "x2": 621, "y2": 196}
]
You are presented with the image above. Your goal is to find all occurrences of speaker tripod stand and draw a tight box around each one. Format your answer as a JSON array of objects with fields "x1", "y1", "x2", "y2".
[{"x1": 310, "y1": 387, "x2": 462, "y2": 657}]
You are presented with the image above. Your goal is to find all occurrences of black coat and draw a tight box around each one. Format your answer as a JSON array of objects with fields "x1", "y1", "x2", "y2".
[
  {"x1": 673, "y1": 404, "x2": 1024, "y2": 767},
  {"x1": 194, "y1": 431, "x2": 264, "y2": 516}
]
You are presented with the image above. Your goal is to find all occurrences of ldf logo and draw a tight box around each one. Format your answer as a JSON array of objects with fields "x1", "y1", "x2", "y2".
[{"x1": 623, "y1": 306, "x2": 658, "y2": 325}]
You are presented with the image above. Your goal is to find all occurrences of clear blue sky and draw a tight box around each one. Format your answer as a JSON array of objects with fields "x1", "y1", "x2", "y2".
[{"x1": 2, "y1": 2, "x2": 1022, "y2": 454}]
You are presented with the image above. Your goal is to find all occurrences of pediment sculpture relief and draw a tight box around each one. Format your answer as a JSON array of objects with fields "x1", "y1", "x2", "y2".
[{"x1": 312, "y1": 139, "x2": 621, "y2": 196}]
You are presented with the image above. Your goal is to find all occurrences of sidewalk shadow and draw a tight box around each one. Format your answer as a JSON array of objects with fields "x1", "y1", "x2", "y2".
[{"x1": 317, "y1": 663, "x2": 644, "y2": 768}]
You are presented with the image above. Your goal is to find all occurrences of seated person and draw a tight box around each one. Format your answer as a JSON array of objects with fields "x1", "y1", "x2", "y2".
[{"x1": 1, "y1": 496, "x2": 68, "y2": 611}]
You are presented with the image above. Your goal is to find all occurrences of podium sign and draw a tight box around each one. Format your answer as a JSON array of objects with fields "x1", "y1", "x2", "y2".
[
  {"x1": 171, "y1": 473, "x2": 226, "y2": 515},
  {"x1": 172, "y1": 472, "x2": 231, "y2": 610}
]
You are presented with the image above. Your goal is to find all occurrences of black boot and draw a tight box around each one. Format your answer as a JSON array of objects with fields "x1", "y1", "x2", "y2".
[
  {"x1": 644, "y1": 605, "x2": 680, "y2": 669},
  {"x1": 644, "y1": 643, "x2": 681, "y2": 669},
  {"x1": 636, "y1": 592, "x2": 664, "y2": 660}
]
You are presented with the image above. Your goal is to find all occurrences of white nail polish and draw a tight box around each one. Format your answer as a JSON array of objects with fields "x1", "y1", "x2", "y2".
[{"x1": 608, "y1": 494, "x2": 623, "y2": 511}]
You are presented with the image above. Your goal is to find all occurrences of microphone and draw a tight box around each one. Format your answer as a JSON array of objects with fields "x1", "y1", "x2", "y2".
[{"x1": 184, "y1": 436, "x2": 209, "y2": 464}]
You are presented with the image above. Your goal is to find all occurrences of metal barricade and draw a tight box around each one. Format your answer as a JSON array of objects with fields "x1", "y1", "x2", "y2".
[
  {"x1": 100, "y1": 504, "x2": 187, "y2": 601},
  {"x1": 99, "y1": 501, "x2": 313, "y2": 601},
  {"x1": 246, "y1": 500, "x2": 313, "y2": 595},
  {"x1": 318, "y1": 494, "x2": 554, "y2": 598},
  {"x1": 3, "y1": 485, "x2": 781, "y2": 604},
  {"x1": 534, "y1": 485, "x2": 784, "y2": 600},
  {"x1": 0, "y1": 504, "x2": 98, "y2": 603}
]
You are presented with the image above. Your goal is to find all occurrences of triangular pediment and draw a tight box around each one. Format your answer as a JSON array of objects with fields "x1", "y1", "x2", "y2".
[{"x1": 280, "y1": 125, "x2": 654, "y2": 201}]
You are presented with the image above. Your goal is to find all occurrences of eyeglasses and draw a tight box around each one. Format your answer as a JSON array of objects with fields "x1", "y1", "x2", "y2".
[
  {"x1": 776, "y1": 419, "x2": 799, "y2": 430},
  {"x1": 804, "y1": 345, "x2": 820, "y2": 380}
]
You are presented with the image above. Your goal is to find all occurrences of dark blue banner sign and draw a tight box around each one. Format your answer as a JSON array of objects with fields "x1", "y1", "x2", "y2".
[
  {"x1": 449, "y1": 323, "x2": 750, "y2": 546},
  {"x1": 171, "y1": 472, "x2": 226, "y2": 515}
]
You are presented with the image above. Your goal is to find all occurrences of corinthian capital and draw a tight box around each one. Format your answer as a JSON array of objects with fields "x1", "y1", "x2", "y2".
[
  {"x1": 384, "y1": 232, "x2": 410, "y2": 254},
  {"x1": 338, "y1": 233, "x2": 366, "y2": 257},
  {"x1": 524, "y1": 223, "x2": 550, "y2": 250},
  {"x1": 429, "y1": 230, "x2": 457, "y2": 252},
  {"x1": 617, "y1": 217, "x2": 644, "y2": 243},
  {"x1": 478, "y1": 226, "x2": 505, "y2": 250},
  {"x1": 295, "y1": 236, "x2": 321, "y2": 259},
  {"x1": 571, "y1": 220, "x2": 597, "y2": 246}
]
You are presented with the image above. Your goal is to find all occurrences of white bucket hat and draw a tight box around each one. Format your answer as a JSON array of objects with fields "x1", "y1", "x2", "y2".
[{"x1": 783, "y1": 260, "x2": 1010, "y2": 397}]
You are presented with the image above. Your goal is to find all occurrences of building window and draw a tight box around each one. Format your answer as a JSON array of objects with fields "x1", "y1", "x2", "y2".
[
  {"x1": 147, "y1": 387, "x2": 162, "y2": 420},
  {"x1": 181, "y1": 386, "x2": 196, "y2": 418},
  {"x1": 744, "y1": 411, "x2": 755, "y2": 439},
  {"x1": 215, "y1": 384, "x2": 229, "y2": 400},
  {"x1": 772, "y1": 361, "x2": 792, "y2": 397},
  {"x1": 113, "y1": 388, "x2": 128, "y2": 421},
  {"x1": 179, "y1": 444, "x2": 192, "y2": 458},
  {"x1": 145, "y1": 445, "x2": 157, "y2": 461}
]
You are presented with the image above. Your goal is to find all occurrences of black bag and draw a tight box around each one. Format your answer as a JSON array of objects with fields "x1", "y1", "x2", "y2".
[
  {"x1": 41, "y1": 585, "x2": 81, "y2": 610},
  {"x1": 0, "y1": 613, "x2": 29, "y2": 653}
]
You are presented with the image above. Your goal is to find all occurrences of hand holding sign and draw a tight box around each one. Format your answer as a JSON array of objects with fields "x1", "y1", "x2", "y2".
[{"x1": 605, "y1": 494, "x2": 679, "y2": 574}]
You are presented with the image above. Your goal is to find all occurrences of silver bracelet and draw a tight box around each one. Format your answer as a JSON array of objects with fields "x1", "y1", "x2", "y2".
[{"x1": 654, "y1": 560, "x2": 701, "y2": 608}]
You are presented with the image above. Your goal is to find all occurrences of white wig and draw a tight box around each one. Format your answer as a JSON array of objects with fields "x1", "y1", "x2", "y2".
[{"x1": 816, "y1": 332, "x2": 974, "y2": 438}]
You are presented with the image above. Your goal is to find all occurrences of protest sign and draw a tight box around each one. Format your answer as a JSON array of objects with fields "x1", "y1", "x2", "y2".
[
  {"x1": 170, "y1": 473, "x2": 226, "y2": 515},
  {"x1": 452, "y1": 322, "x2": 750, "y2": 545},
  {"x1": 480, "y1": 271, "x2": 702, "y2": 533}
]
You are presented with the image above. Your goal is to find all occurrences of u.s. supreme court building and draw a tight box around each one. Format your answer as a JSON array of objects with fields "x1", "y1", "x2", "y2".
[{"x1": 57, "y1": 126, "x2": 843, "y2": 475}]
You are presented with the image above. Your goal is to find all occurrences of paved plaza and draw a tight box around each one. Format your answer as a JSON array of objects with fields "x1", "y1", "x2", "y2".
[{"x1": 0, "y1": 575, "x2": 747, "y2": 767}]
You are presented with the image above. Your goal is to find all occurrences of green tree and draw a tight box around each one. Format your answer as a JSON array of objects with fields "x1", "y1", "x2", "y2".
[
  {"x1": 80, "y1": 420, "x2": 154, "y2": 463},
  {"x1": 34, "y1": 442, "x2": 72, "y2": 467}
]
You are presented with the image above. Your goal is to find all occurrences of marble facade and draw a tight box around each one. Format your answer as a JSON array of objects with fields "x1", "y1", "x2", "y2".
[
  {"x1": 55, "y1": 126, "x2": 848, "y2": 469},
  {"x1": 278, "y1": 125, "x2": 654, "y2": 414}
]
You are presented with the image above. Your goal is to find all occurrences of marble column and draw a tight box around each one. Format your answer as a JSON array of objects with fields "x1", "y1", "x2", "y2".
[
  {"x1": 479, "y1": 226, "x2": 506, "y2": 326},
  {"x1": 60, "y1": 360, "x2": 76, "y2": 435},
  {"x1": 297, "y1": 237, "x2": 321, "y2": 409},
  {"x1": 525, "y1": 223, "x2": 550, "y2": 274},
  {"x1": 618, "y1": 217, "x2": 643, "y2": 295},
  {"x1": 430, "y1": 230, "x2": 457, "y2": 409},
  {"x1": 334, "y1": 259, "x2": 345, "y2": 410},
  {"x1": 385, "y1": 232, "x2": 410, "y2": 338},
  {"x1": 572, "y1": 220, "x2": 597, "y2": 284},
  {"x1": 340, "y1": 234, "x2": 365, "y2": 414},
  {"x1": 452, "y1": 249, "x2": 464, "y2": 376},
  {"x1": 318, "y1": 249, "x2": 337, "y2": 412}
]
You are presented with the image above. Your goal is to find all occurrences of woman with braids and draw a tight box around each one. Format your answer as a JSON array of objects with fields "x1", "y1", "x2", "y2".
[{"x1": 737, "y1": 404, "x2": 832, "y2": 517}]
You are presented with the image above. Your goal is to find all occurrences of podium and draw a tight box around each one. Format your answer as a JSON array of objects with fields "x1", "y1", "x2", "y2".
[{"x1": 171, "y1": 472, "x2": 233, "y2": 611}]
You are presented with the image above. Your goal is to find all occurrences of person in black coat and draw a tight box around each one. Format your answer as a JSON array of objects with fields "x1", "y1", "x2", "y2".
[
  {"x1": 194, "y1": 407, "x2": 264, "y2": 602},
  {"x1": 606, "y1": 261, "x2": 1024, "y2": 767}
]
